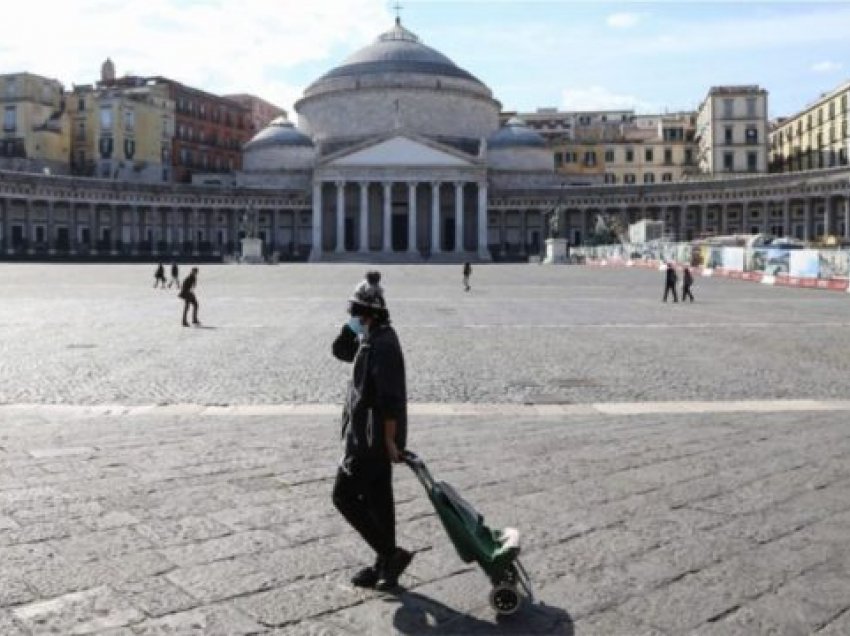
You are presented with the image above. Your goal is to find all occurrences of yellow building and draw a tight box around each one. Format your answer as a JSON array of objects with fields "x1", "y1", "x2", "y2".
[
  {"x1": 0, "y1": 72, "x2": 70, "y2": 174},
  {"x1": 770, "y1": 81, "x2": 850, "y2": 172},
  {"x1": 552, "y1": 112, "x2": 698, "y2": 185},
  {"x1": 68, "y1": 62, "x2": 175, "y2": 182}
]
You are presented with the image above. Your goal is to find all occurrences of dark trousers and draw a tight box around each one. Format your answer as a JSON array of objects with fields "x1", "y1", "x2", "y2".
[
  {"x1": 332, "y1": 460, "x2": 395, "y2": 558},
  {"x1": 682, "y1": 284, "x2": 694, "y2": 302},
  {"x1": 182, "y1": 292, "x2": 198, "y2": 323},
  {"x1": 663, "y1": 283, "x2": 678, "y2": 302}
]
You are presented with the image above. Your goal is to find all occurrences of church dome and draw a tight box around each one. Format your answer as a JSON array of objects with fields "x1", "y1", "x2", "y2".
[
  {"x1": 295, "y1": 20, "x2": 500, "y2": 144},
  {"x1": 488, "y1": 117, "x2": 547, "y2": 149},
  {"x1": 314, "y1": 19, "x2": 485, "y2": 87},
  {"x1": 243, "y1": 116, "x2": 313, "y2": 151}
]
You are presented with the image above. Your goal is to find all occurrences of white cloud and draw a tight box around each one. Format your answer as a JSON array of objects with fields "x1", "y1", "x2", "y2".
[
  {"x1": 562, "y1": 86, "x2": 657, "y2": 113},
  {"x1": 0, "y1": 1, "x2": 391, "y2": 114},
  {"x1": 606, "y1": 12, "x2": 641, "y2": 29},
  {"x1": 811, "y1": 60, "x2": 843, "y2": 73}
]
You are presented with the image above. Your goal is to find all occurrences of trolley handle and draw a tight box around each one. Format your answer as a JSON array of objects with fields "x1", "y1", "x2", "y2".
[{"x1": 402, "y1": 450, "x2": 436, "y2": 490}]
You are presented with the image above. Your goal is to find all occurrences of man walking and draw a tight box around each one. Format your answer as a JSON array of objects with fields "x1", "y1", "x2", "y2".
[
  {"x1": 462, "y1": 262, "x2": 472, "y2": 292},
  {"x1": 682, "y1": 265, "x2": 695, "y2": 303},
  {"x1": 663, "y1": 262, "x2": 678, "y2": 303},
  {"x1": 153, "y1": 262, "x2": 166, "y2": 288},
  {"x1": 167, "y1": 262, "x2": 180, "y2": 289},
  {"x1": 179, "y1": 267, "x2": 200, "y2": 327},
  {"x1": 331, "y1": 273, "x2": 413, "y2": 590}
]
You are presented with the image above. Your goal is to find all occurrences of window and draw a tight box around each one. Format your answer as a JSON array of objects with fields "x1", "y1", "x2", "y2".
[
  {"x1": 746, "y1": 97, "x2": 757, "y2": 118},
  {"x1": 100, "y1": 106, "x2": 113, "y2": 131},
  {"x1": 78, "y1": 98, "x2": 85, "y2": 111},
  {"x1": 745, "y1": 127, "x2": 758, "y2": 144},
  {"x1": 747, "y1": 152, "x2": 758, "y2": 172},
  {"x1": 3, "y1": 105, "x2": 16, "y2": 132},
  {"x1": 564, "y1": 151, "x2": 577, "y2": 163},
  {"x1": 554, "y1": 152, "x2": 563, "y2": 167},
  {"x1": 76, "y1": 121, "x2": 85, "y2": 141},
  {"x1": 818, "y1": 109, "x2": 823, "y2": 125},
  {"x1": 179, "y1": 148, "x2": 188, "y2": 165},
  {"x1": 830, "y1": 126, "x2": 836, "y2": 142},
  {"x1": 723, "y1": 152, "x2": 734, "y2": 171},
  {"x1": 664, "y1": 148, "x2": 673, "y2": 164},
  {"x1": 625, "y1": 148, "x2": 634, "y2": 162},
  {"x1": 583, "y1": 151, "x2": 596, "y2": 166},
  {"x1": 829, "y1": 102, "x2": 835, "y2": 119},
  {"x1": 5, "y1": 78, "x2": 17, "y2": 97},
  {"x1": 123, "y1": 109, "x2": 135, "y2": 132},
  {"x1": 645, "y1": 148, "x2": 653, "y2": 162},
  {"x1": 723, "y1": 98, "x2": 734, "y2": 118},
  {"x1": 624, "y1": 173, "x2": 636, "y2": 184},
  {"x1": 604, "y1": 149, "x2": 615, "y2": 162},
  {"x1": 807, "y1": 114, "x2": 813, "y2": 130},
  {"x1": 662, "y1": 172, "x2": 673, "y2": 182},
  {"x1": 604, "y1": 173, "x2": 617, "y2": 184},
  {"x1": 724, "y1": 126, "x2": 733, "y2": 144},
  {"x1": 842, "y1": 94, "x2": 848, "y2": 113},
  {"x1": 684, "y1": 148, "x2": 694, "y2": 165},
  {"x1": 643, "y1": 172, "x2": 655, "y2": 184}
]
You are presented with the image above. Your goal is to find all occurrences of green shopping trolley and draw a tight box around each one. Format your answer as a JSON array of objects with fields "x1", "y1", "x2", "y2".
[{"x1": 402, "y1": 450, "x2": 534, "y2": 615}]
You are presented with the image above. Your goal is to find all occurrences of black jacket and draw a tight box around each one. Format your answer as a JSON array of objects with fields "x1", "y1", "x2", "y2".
[
  {"x1": 332, "y1": 323, "x2": 407, "y2": 466},
  {"x1": 683, "y1": 268, "x2": 693, "y2": 287},
  {"x1": 665, "y1": 267, "x2": 678, "y2": 285}
]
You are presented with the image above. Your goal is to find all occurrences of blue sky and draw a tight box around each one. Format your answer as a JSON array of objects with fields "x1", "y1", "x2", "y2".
[{"x1": 2, "y1": 1, "x2": 849, "y2": 119}]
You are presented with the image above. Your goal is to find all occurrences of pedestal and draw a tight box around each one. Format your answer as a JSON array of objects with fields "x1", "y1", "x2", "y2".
[
  {"x1": 543, "y1": 238, "x2": 568, "y2": 264},
  {"x1": 240, "y1": 237, "x2": 264, "y2": 263}
]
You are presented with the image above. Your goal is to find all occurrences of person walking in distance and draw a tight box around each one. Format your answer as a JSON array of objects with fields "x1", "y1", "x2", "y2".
[
  {"x1": 331, "y1": 272, "x2": 413, "y2": 590},
  {"x1": 167, "y1": 262, "x2": 180, "y2": 289},
  {"x1": 463, "y1": 262, "x2": 472, "y2": 292},
  {"x1": 179, "y1": 267, "x2": 200, "y2": 327},
  {"x1": 663, "y1": 262, "x2": 678, "y2": 303},
  {"x1": 682, "y1": 265, "x2": 695, "y2": 303},
  {"x1": 153, "y1": 262, "x2": 167, "y2": 288}
]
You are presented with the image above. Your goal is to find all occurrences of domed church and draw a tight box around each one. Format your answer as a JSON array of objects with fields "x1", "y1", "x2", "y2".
[{"x1": 239, "y1": 19, "x2": 555, "y2": 261}]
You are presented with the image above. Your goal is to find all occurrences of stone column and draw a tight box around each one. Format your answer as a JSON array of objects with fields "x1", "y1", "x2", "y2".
[
  {"x1": 431, "y1": 181, "x2": 441, "y2": 255},
  {"x1": 335, "y1": 181, "x2": 345, "y2": 253},
  {"x1": 46, "y1": 201, "x2": 55, "y2": 254},
  {"x1": 359, "y1": 182, "x2": 369, "y2": 253},
  {"x1": 477, "y1": 182, "x2": 489, "y2": 260},
  {"x1": 382, "y1": 182, "x2": 392, "y2": 252},
  {"x1": 132, "y1": 206, "x2": 141, "y2": 255},
  {"x1": 454, "y1": 181, "x2": 464, "y2": 252},
  {"x1": 191, "y1": 209, "x2": 200, "y2": 255},
  {"x1": 499, "y1": 210, "x2": 506, "y2": 256},
  {"x1": 0, "y1": 198, "x2": 7, "y2": 253},
  {"x1": 270, "y1": 208, "x2": 278, "y2": 254},
  {"x1": 310, "y1": 181, "x2": 322, "y2": 261},
  {"x1": 845, "y1": 196, "x2": 850, "y2": 240},
  {"x1": 519, "y1": 209, "x2": 527, "y2": 255},
  {"x1": 761, "y1": 202, "x2": 770, "y2": 235},
  {"x1": 69, "y1": 205, "x2": 77, "y2": 255},
  {"x1": 804, "y1": 198, "x2": 812, "y2": 241},
  {"x1": 823, "y1": 198, "x2": 830, "y2": 239},
  {"x1": 408, "y1": 182, "x2": 418, "y2": 254},
  {"x1": 783, "y1": 199, "x2": 791, "y2": 238},
  {"x1": 25, "y1": 199, "x2": 33, "y2": 253}
]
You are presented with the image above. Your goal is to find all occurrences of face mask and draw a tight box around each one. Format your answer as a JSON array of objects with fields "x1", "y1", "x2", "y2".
[{"x1": 347, "y1": 316, "x2": 364, "y2": 336}]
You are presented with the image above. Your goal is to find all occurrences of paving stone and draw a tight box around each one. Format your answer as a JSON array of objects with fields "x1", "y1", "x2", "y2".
[
  {"x1": 0, "y1": 610, "x2": 29, "y2": 636},
  {"x1": 113, "y1": 576, "x2": 201, "y2": 618},
  {"x1": 158, "y1": 529, "x2": 286, "y2": 566},
  {"x1": 50, "y1": 527, "x2": 154, "y2": 563},
  {"x1": 165, "y1": 557, "x2": 276, "y2": 603},
  {"x1": 133, "y1": 515, "x2": 233, "y2": 546},
  {"x1": 13, "y1": 585, "x2": 144, "y2": 635},
  {"x1": 128, "y1": 604, "x2": 263, "y2": 635}
]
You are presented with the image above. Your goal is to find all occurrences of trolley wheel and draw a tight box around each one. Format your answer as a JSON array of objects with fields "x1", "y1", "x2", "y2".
[{"x1": 489, "y1": 584, "x2": 521, "y2": 615}]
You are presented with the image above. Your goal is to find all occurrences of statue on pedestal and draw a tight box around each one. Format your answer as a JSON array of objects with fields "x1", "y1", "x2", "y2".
[{"x1": 547, "y1": 205, "x2": 563, "y2": 239}]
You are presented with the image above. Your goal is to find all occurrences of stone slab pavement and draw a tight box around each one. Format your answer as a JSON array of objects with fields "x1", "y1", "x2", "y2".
[{"x1": 1, "y1": 406, "x2": 850, "y2": 635}]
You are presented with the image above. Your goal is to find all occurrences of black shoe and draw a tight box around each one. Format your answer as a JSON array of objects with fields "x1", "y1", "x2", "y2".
[
  {"x1": 182, "y1": 321, "x2": 190, "y2": 327},
  {"x1": 377, "y1": 548, "x2": 413, "y2": 590},
  {"x1": 350, "y1": 565, "x2": 381, "y2": 588}
]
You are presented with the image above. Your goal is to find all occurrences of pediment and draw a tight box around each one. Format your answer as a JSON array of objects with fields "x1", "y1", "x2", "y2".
[{"x1": 326, "y1": 135, "x2": 474, "y2": 167}]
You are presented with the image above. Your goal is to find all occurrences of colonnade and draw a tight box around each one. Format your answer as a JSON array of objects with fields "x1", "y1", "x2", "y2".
[{"x1": 310, "y1": 178, "x2": 488, "y2": 260}]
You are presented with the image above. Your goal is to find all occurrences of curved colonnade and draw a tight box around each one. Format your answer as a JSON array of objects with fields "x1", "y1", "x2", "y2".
[{"x1": 0, "y1": 167, "x2": 849, "y2": 260}]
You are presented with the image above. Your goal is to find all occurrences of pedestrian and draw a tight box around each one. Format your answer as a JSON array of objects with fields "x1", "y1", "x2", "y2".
[
  {"x1": 463, "y1": 262, "x2": 472, "y2": 292},
  {"x1": 179, "y1": 267, "x2": 200, "y2": 327},
  {"x1": 663, "y1": 262, "x2": 678, "y2": 303},
  {"x1": 682, "y1": 265, "x2": 695, "y2": 303},
  {"x1": 153, "y1": 262, "x2": 166, "y2": 288},
  {"x1": 331, "y1": 272, "x2": 412, "y2": 590},
  {"x1": 167, "y1": 262, "x2": 180, "y2": 289}
]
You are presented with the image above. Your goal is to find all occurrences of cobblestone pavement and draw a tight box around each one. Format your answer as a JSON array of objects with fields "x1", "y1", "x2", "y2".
[
  {"x1": 0, "y1": 407, "x2": 849, "y2": 634},
  {"x1": 2, "y1": 263, "x2": 850, "y2": 634},
  {"x1": 0, "y1": 263, "x2": 850, "y2": 405}
]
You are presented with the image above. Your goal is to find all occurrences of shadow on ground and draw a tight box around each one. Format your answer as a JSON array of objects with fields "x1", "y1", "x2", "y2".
[{"x1": 391, "y1": 590, "x2": 573, "y2": 635}]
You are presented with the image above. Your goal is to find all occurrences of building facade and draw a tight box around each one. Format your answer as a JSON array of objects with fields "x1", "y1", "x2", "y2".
[
  {"x1": 770, "y1": 81, "x2": 850, "y2": 173},
  {"x1": 223, "y1": 94, "x2": 287, "y2": 135},
  {"x1": 0, "y1": 73, "x2": 70, "y2": 175},
  {"x1": 696, "y1": 85, "x2": 769, "y2": 175},
  {"x1": 69, "y1": 62, "x2": 175, "y2": 183},
  {"x1": 0, "y1": 24, "x2": 849, "y2": 260}
]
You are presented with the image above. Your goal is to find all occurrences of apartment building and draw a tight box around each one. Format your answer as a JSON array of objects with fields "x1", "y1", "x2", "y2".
[
  {"x1": 0, "y1": 72, "x2": 70, "y2": 174},
  {"x1": 696, "y1": 85, "x2": 769, "y2": 174},
  {"x1": 770, "y1": 80, "x2": 849, "y2": 172}
]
